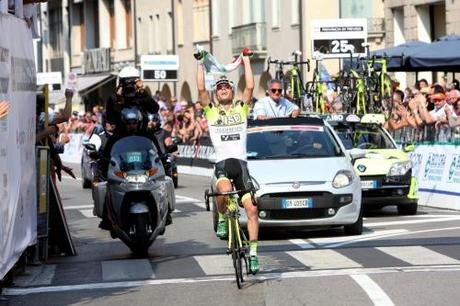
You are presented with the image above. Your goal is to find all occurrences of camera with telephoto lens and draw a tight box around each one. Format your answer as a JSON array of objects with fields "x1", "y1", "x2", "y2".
[{"x1": 119, "y1": 77, "x2": 137, "y2": 99}]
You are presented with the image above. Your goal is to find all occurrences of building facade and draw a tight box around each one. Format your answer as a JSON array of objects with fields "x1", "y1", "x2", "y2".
[
  {"x1": 39, "y1": 0, "x2": 391, "y2": 107},
  {"x1": 384, "y1": 0, "x2": 460, "y2": 87},
  {"x1": 173, "y1": 0, "x2": 386, "y2": 102}
]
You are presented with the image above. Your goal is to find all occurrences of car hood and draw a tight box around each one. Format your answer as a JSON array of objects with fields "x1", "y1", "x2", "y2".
[
  {"x1": 353, "y1": 149, "x2": 408, "y2": 176},
  {"x1": 248, "y1": 157, "x2": 349, "y2": 185}
]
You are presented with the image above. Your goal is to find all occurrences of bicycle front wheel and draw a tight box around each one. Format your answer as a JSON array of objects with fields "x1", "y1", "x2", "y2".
[{"x1": 230, "y1": 218, "x2": 244, "y2": 288}]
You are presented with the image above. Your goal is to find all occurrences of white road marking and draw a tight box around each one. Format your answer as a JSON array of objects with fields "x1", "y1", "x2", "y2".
[
  {"x1": 376, "y1": 246, "x2": 460, "y2": 266},
  {"x1": 325, "y1": 226, "x2": 460, "y2": 249},
  {"x1": 175, "y1": 195, "x2": 206, "y2": 209},
  {"x1": 350, "y1": 274, "x2": 394, "y2": 306},
  {"x1": 287, "y1": 249, "x2": 362, "y2": 269},
  {"x1": 101, "y1": 259, "x2": 155, "y2": 281},
  {"x1": 64, "y1": 205, "x2": 94, "y2": 210},
  {"x1": 173, "y1": 208, "x2": 181, "y2": 213},
  {"x1": 194, "y1": 255, "x2": 234, "y2": 275},
  {"x1": 289, "y1": 229, "x2": 409, "y2": 250},
  {"x1": 79, "y1": 209, "x2": 96, "y2": 218},
  {"x1": 8, "y1": 264, "x2": 460, "y2": 296},
  {"x1": 327, "y1": 229, "x2": 409, "y2": 248},
  {"x1": 365, "y1": 216, "x2": 460, "y2": 228},
  {"x1": 289, "y1": 239, "x2": 315, "y2": 249}
]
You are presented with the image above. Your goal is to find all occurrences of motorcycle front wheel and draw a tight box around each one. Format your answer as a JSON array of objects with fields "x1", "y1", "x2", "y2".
[{"x1": 131, "y1": 214, "x2": 150, "y2": 256}]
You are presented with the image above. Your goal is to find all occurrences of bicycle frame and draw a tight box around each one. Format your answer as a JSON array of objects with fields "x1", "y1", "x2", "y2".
[{"x1": 204, "y1": 188, "x2": 254, "y2": 289}]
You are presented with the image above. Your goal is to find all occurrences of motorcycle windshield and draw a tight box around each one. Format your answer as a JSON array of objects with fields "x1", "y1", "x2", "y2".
[{"x1": 110, "y1": 136, "x2": 158, "y2": 172}]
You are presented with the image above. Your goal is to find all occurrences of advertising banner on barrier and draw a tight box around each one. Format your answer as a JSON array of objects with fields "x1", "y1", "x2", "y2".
[
  {"x1": 0, "y1": 14, "x2": 37, "y2": 279},
  {"x1": 409, "y1": 144, "x2": 460, "y2": 210}
]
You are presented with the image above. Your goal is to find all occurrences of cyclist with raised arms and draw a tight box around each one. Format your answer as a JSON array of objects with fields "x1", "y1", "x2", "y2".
[{"x1": 196, "y1": 49, "x2": 260, "y2": 274}]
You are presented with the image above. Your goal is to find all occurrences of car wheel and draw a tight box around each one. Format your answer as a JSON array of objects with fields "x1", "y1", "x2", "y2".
[
  {"x1": 344, "y1": 209, "x2": 363, "y2": 236},
  {"x1": 397, "y1": 202, "x2": 418, "y2": 215},
  {"x1": 212, "y1": 198, "x2": 218, "y2": 233}
]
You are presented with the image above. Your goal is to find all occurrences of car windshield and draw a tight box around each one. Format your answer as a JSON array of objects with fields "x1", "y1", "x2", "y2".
[
  {"x1": 333, "y1": 123, "x2": 396, "y2": 150},
  {"x1": 247, "y1": 126, "x2": 343, "y2": 159},
  {"x1": 110, "y1": 136, "x2": 158, "y2": 172}
]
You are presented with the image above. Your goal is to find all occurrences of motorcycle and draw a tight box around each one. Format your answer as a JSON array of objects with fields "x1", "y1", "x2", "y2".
[
  {"x1": 90, "y1": 135, "x2": 176, "y2": 255},
  {"x1": 81, "y1": 133, "x2": 102, "y2": 188}
]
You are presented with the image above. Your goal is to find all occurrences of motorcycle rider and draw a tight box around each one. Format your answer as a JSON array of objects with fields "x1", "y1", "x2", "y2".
[
  {"x1": 98, "y1": 67, "x2": 170, "y2": 230},
  {"x1": 106, "y1": 66, "x2": 159, "y2": 132},
  {"x1": 101, "y1": 66, "x2": 163, "y2": 176}
]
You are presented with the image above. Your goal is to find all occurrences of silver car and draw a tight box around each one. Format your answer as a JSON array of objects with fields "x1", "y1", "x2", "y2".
[{"x1": 220, "y1": 117, "x2": 364, "y2": 235}]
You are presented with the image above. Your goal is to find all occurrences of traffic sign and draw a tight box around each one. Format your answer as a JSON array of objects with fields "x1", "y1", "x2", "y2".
[
  {"x1": 311, "y1": 19, "x2": 368, "y2": 59},
  {"x1": 140, "y1": 55, "x2": 179, "y2": 81}
]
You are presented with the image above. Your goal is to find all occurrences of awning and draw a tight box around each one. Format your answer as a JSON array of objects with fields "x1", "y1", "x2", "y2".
[
  {"x1": 78, "y1": 73, "x2": 116, "y2": 96},
  {"x1": 46, "y1": 73, "x2": 116, "y2": 107}
]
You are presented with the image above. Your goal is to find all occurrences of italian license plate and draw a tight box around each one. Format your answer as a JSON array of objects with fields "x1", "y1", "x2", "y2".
[
  {"x1": 281, "y1": 198, "x2": 312, "y2": 209},
  {"x1": 361, "y1": 180, "x2": 377, "y2": 189}
]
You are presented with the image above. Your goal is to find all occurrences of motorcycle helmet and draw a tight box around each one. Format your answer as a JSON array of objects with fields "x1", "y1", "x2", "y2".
[
  {"x1": 121, "y1": 106, "x2": 143, "y2": 131},
  {"x1": 147, "y1": 113, "x2": 161, "y2": 130}
]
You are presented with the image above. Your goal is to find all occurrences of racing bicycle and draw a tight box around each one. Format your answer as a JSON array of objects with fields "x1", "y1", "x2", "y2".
[
  {"x1": 266, "y1": 51, "x2": 310, "y2": 111},
  {"x1": 204, "y1": 184, "x2": 258, "y2": 289}
]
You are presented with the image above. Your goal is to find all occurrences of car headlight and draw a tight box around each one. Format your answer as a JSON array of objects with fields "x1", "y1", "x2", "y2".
[
  {"x1": 388, "y1": 161, "x2": 412, "y2": 176},
  {"x1": 332, "y1": 170, "x2": 354, "y2": 189}
]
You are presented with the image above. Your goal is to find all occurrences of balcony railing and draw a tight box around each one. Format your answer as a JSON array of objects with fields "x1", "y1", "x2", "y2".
[{"x1": 231, "y1": 22, "x2": 267, "y2": 57}]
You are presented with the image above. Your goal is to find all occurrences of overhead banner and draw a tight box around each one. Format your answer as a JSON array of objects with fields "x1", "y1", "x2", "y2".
[
  {"x1": 409, "y1": 144, "x2": 460, "y2": 210},
  {"x1": 311, "y1": 18, "x2": 368, "y2": 59},
  {"x1": 0, "y1": 14, "x2": 37, "y2": 279}
]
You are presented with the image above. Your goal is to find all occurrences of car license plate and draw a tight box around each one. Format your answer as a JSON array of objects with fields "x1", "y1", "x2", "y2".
[
  {"x1": 361, "y1": 180, "x2": 377, "y2": 189},
  {"x1": 281, "y1": 198, "x2": 312, "y2": 209}
]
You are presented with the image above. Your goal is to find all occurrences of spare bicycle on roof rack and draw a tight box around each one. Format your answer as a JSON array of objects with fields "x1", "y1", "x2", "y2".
[
  {"x1": 266, "y1": 51, "x2": 310, "y2": 112},
  {"x1": 337, "y1": 44, "x2": 404, "y2": 115}
]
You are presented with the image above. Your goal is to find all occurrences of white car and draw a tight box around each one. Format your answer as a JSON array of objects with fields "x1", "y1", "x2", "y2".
[{"x1": 210, "y1": 116, "x2": 364, "y2": 235}]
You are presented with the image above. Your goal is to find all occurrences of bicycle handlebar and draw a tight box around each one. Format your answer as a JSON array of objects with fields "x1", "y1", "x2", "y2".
[{"x1": 205, "y1": 189, "x2": 257, "y2": 198}]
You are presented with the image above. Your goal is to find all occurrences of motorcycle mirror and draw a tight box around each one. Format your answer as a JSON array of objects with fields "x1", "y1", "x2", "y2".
[
  {"x1": 84, "y1": 143, "x2": 96, "y2": 151},
  {"x1": 166, "y1": 144, "x2": 178, "y2": 153}
]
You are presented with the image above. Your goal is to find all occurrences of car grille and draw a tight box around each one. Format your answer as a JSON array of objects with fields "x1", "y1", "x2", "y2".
[
  {"x1": 264, "y1": 208, "x2": 330, "y2": 220},
  {"x1": 256, "y1": 192, "x2": 353, "y2": 220},
  {"x1": 361, "y1": 173, "x2": 411, "y2": 198}
]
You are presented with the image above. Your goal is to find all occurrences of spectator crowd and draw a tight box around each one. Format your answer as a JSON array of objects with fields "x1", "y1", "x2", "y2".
[{"x1": 40, "y1": 77, "x2": 460, "y2": 155}]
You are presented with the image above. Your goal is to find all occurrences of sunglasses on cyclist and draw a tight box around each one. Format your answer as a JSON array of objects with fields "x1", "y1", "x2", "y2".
[
  {"x1": 270, "y1": 88, "x2": 282, "y2": 94},
  {"x1": 217, "y1": 83, "x2": 232, "y2": 91}
]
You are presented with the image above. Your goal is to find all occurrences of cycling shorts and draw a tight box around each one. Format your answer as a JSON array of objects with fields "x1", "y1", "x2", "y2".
[{"x1": 214, "y1": 158, "x2": 254, "y2": 201}]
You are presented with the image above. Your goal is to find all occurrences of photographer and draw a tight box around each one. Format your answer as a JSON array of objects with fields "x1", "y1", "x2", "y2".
[{"x1": 106, "y1": 66, "x2": 159, "y2": 133}]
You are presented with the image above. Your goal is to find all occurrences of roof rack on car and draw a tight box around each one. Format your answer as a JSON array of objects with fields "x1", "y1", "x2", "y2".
[{"x1": 248, "y1": 116, "x2": 324, "y2": 127}]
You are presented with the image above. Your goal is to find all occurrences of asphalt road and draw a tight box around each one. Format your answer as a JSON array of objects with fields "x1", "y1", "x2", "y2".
[{"x1": 3, "y1": 168, "x2": 460, "y2": 306}]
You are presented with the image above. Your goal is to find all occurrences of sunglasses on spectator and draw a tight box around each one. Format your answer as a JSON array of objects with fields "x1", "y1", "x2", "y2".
[
  {"x1": 217, "y1": 84, "x2": 232, "y2": 91},
  {"x1": 270, "y1": 88, "x2": 282, "y2": 94}
]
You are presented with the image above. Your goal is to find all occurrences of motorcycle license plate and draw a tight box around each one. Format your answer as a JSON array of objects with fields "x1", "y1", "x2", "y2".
[{"x1": 127, "y1": 152, "x2": 142, "y2": 163}]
